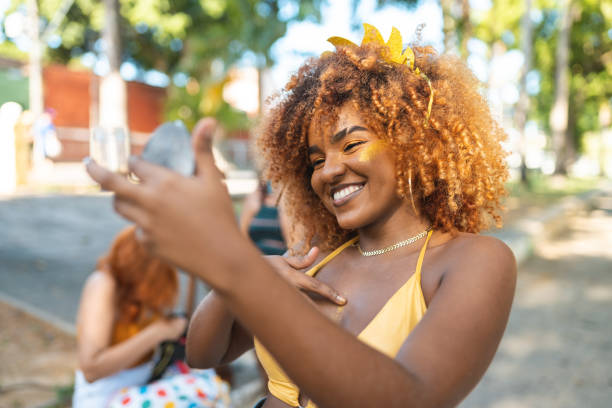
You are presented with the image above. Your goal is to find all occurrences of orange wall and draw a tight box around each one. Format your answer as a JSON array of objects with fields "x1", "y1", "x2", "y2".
[
  {"x1": 43, "y1": 65, "x2": 91, "y2": 128},
  {"x1": 43, "y1": 65, "x2": 166, "y2": 161},
  {"x1": 43, "y1": 64, "x2": 165, "y2": 133},
  {"x1": 127, "y1": 80, "x2": 166, "y2": 133}
]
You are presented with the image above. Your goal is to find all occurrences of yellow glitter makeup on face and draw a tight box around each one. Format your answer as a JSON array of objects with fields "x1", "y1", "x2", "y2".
[{"x1": 359, "y1": 140, "x2": 387, "y2": 162}]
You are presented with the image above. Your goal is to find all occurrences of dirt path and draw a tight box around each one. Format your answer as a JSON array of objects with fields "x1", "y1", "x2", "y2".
[
  {"x1": 462, "y1": 198, "x2": 612, "y2": 407},
  {"x1": 0, "y1": 301, "x2": 76, "y2": 408}
]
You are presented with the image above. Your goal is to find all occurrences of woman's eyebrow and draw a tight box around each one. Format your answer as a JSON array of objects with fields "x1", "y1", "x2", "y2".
[
  {"x1": 308, "y1": 145, "x2": 322, "y2": 155},
  {"x1": 331, "y1": 126, "x2": 367, "y2": 144},
  {"x1": 309, "y1": 126, "x2": 368, "y2": 154}
]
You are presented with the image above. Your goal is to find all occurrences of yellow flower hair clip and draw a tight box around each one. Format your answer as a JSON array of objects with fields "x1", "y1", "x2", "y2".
[{"x1": 327, "y1": 23, "x2": 434, "y2": 126}]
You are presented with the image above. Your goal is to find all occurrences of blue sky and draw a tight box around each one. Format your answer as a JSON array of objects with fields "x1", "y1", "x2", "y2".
[{"x1": 268, "y1": 0, "x2": 444, "y2": 90}]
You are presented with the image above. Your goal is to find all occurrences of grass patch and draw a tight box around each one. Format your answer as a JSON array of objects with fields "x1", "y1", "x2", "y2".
[
  {"x1": 506, "y1": 173, "x2": 602, "y2": 205},
  {"x1": 500, "y1": 174, "x2": 605, "y2": 225},
  {"x1": 41, "y1": 383, "x2": 73, "y2": 408}
]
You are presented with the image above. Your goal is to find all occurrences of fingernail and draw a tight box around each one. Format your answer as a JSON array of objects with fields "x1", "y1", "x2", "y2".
[
  {"x1": 82, "y1": 156, "x2": 92, "y2": 166},
  {"x1": 336, "y1": 294, "x2": 346, "y2": 304}
]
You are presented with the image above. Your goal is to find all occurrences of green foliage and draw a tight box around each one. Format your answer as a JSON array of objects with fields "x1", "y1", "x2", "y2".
[
  {"x1": 1, "y1": 0, "x2": 324, "y2": 131},
  {"x1": 473, "y1": 0, "x2": 612, "y2": 155},
  {"x1": 473, "y1": 0, "x2": 522, "y2": 44},
  {"x1": 570, "y1": 0, "x2": 612, "y2": 133},
  {"x1": 371, "y1": 0, "x2": 420, "y2": 10},
  {"x1": 164, "y1": 73, "x2": 251, "y2": 131},
  {"x1": 0, "y1": 69, "x2": 28, "y2": 108},
  {"x1": 0, "y1": 40, "x2": 27, "y2": 61},
  {"x1": 530, "y1": 0, "x2": 612, "y2": 149},
  {"x1": 507, "y1": 171, "x2": 601, "y2": 197},
  {"x1": 42, "y1": 382, "x2": 74, "y2": 408}
]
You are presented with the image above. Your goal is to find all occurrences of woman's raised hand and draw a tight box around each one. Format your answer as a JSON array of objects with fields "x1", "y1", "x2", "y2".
[
  {"x1": 266, "y1": 247, "x2": 347, "y2": 306},
  {"x1": 85, "y1": 118, "x2": 244, "y2": 286}
]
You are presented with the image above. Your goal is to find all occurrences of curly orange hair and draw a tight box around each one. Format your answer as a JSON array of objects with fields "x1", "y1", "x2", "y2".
[
  {"x1": 97, "y1": 226, "x2": 178, "y2": 323},
  {"x1": 257, "y1": 42, "x2": 508, "y2": 253}
]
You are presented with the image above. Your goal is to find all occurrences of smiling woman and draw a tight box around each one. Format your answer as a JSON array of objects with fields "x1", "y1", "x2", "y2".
[
  {"x1": 244, "y1": 24, "x2": 514, "y2": 408},
  {"x1": 86, "y1": 23, "x2": 516, "y2": 408}
]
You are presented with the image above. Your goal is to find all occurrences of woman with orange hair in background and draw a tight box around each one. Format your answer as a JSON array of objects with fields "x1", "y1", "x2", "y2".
[{"x1": 73, "y1": 226, "x2": 228, "y2": 408}]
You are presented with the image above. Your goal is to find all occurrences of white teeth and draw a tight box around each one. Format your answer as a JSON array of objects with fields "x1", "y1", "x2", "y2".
[{"x1": 333, "y1": 184, "x2": 363, "y2": 201}]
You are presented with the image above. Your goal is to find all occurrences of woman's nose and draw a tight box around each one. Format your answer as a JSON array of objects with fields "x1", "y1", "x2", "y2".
[{"x1": 320, "y1": 154, "x2": 346, "y2": 183}]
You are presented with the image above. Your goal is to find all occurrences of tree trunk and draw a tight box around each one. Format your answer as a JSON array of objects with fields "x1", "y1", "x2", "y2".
[
  {"x1": 257, "y1": 66, "x2": 264, "y2": 117},
  {"x1": 598, "y1": 102, "x2": 612, "y2": 176},
  {"x1": 459, "y1": 0, "x2": 471, "y2": 60},
  {"x1": 550, "y1": 0, "x2": 572, "y2": 175},
  {"x1": 516, "y1": 0, "x2": 533, "y2": 184},
  {"x1": 99, "y1": 0, "x2": 127, "y2": 130},
  {"x1": 27, "y1": 0, "x2": 44, "y2": 166},
  {"x1": 441, "y1": 0, "x2": 457, "y2": 54}
]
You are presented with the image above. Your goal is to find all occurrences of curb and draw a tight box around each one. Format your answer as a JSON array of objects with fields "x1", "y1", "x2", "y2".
[
  {"x1": 0, "y1": 292, "x2": 76, "y2": 336},
  {"x1": 488, "y1": 186, "x2": 608, "y2": 265}
]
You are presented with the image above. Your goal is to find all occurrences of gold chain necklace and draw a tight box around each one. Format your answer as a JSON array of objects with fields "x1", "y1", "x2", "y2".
[{"x1": 356, "y1": 226, "x2": 432, "y2": 257}]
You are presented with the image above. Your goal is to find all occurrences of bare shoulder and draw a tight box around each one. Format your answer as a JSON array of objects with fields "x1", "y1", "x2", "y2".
[
  {"x1": 83, "y1": 270, "x2": 116, "y2": 296},
  {"x1": 449, "y1": 233, "x2": 515, "y2": 264},
  {"x1": 442, "y1": 232, "x2": 517, "y2": 288},
  {"x1": 77, "y1": 271, "x2": 116, "y2": 334}
]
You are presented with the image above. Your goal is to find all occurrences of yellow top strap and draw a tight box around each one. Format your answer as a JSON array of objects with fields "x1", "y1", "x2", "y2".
[
  {"x1": 415, "y1": 229, "x2": 433, "y2": 285},
  {"x1": 305, "y1": 236, "x2": 359, "y2": 277}
]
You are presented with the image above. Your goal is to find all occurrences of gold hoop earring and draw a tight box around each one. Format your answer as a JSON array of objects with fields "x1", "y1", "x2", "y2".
[{"x1": 408, "y1": 169, "x2": 419, "y2": 217}]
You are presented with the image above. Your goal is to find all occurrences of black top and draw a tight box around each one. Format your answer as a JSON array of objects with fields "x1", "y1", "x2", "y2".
[{"x1": 248, "y1": 205, "x2": 286, "y2": 256}]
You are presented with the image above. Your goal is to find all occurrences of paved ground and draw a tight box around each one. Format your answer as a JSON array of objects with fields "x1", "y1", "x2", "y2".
[
  {"x1": 0, "y1": 301, "x2": 77, "y2": 408},
  {"x1": 0, "y1": 193, "x2": 129, "y2": 330},
  {"x1": 1, "y1": 180, "x2": 611, "y2": 407},
  {"x1": 462, "y1": 193, "x2": 612, "y2": 407}
]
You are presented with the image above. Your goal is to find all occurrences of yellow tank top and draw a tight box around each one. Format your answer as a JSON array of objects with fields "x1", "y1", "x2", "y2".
[{"x1": 254, "y1": 230, "x2": 433, "y2": 408}]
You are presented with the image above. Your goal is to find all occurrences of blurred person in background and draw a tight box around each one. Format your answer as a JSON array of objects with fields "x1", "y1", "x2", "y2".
[
  {"x1": 73, "y1": 225, "x2": 229, "y2": 408},
  {"x1": 240, "y1": 179, "x2": 288, "y2": 256},
  {"x1": 13, "y1": 110, "x2": 34, "y2": 185}
]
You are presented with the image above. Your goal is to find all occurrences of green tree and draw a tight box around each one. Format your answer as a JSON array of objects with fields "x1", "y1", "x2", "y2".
[
  {"x1": 1, "y1": 0, "x2": 325, "y2": 129},
  {"x1": 473, "y1": 0, "x2": 612, "y2": 175},
  {"x1": 532, "y1": 0, "x2": 612, "y2": 173}
]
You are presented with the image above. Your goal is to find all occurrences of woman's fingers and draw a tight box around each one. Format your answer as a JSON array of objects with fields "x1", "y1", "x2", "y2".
[
  {"x1": 85, "y1": 158, "x2": 145, "y2": 204},
  {"x1": 296, "y1": 274, "x2": 346, "y2": 306},
  {"x1": 191, "y1": 117, "x2": 219, "y2": 178},
  {"x1": 266, "y1": 254, "x2": 346, "y2": 305},
  {"x1": 128, "y1": 155, "x2": 168, "y2": 183},
  {"x1": 285, "y1": 247, "x2": 320, "y2": 270}
]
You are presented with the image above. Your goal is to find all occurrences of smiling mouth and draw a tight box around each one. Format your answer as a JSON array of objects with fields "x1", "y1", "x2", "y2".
[{"x1": 332, "y1": 183, "x2": 365, "y2": 206}]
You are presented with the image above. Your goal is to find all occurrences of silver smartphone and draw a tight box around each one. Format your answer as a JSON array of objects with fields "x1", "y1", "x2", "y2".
[{"x1": 140, "y1": 120, "x2": 195, "y2": 177}]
